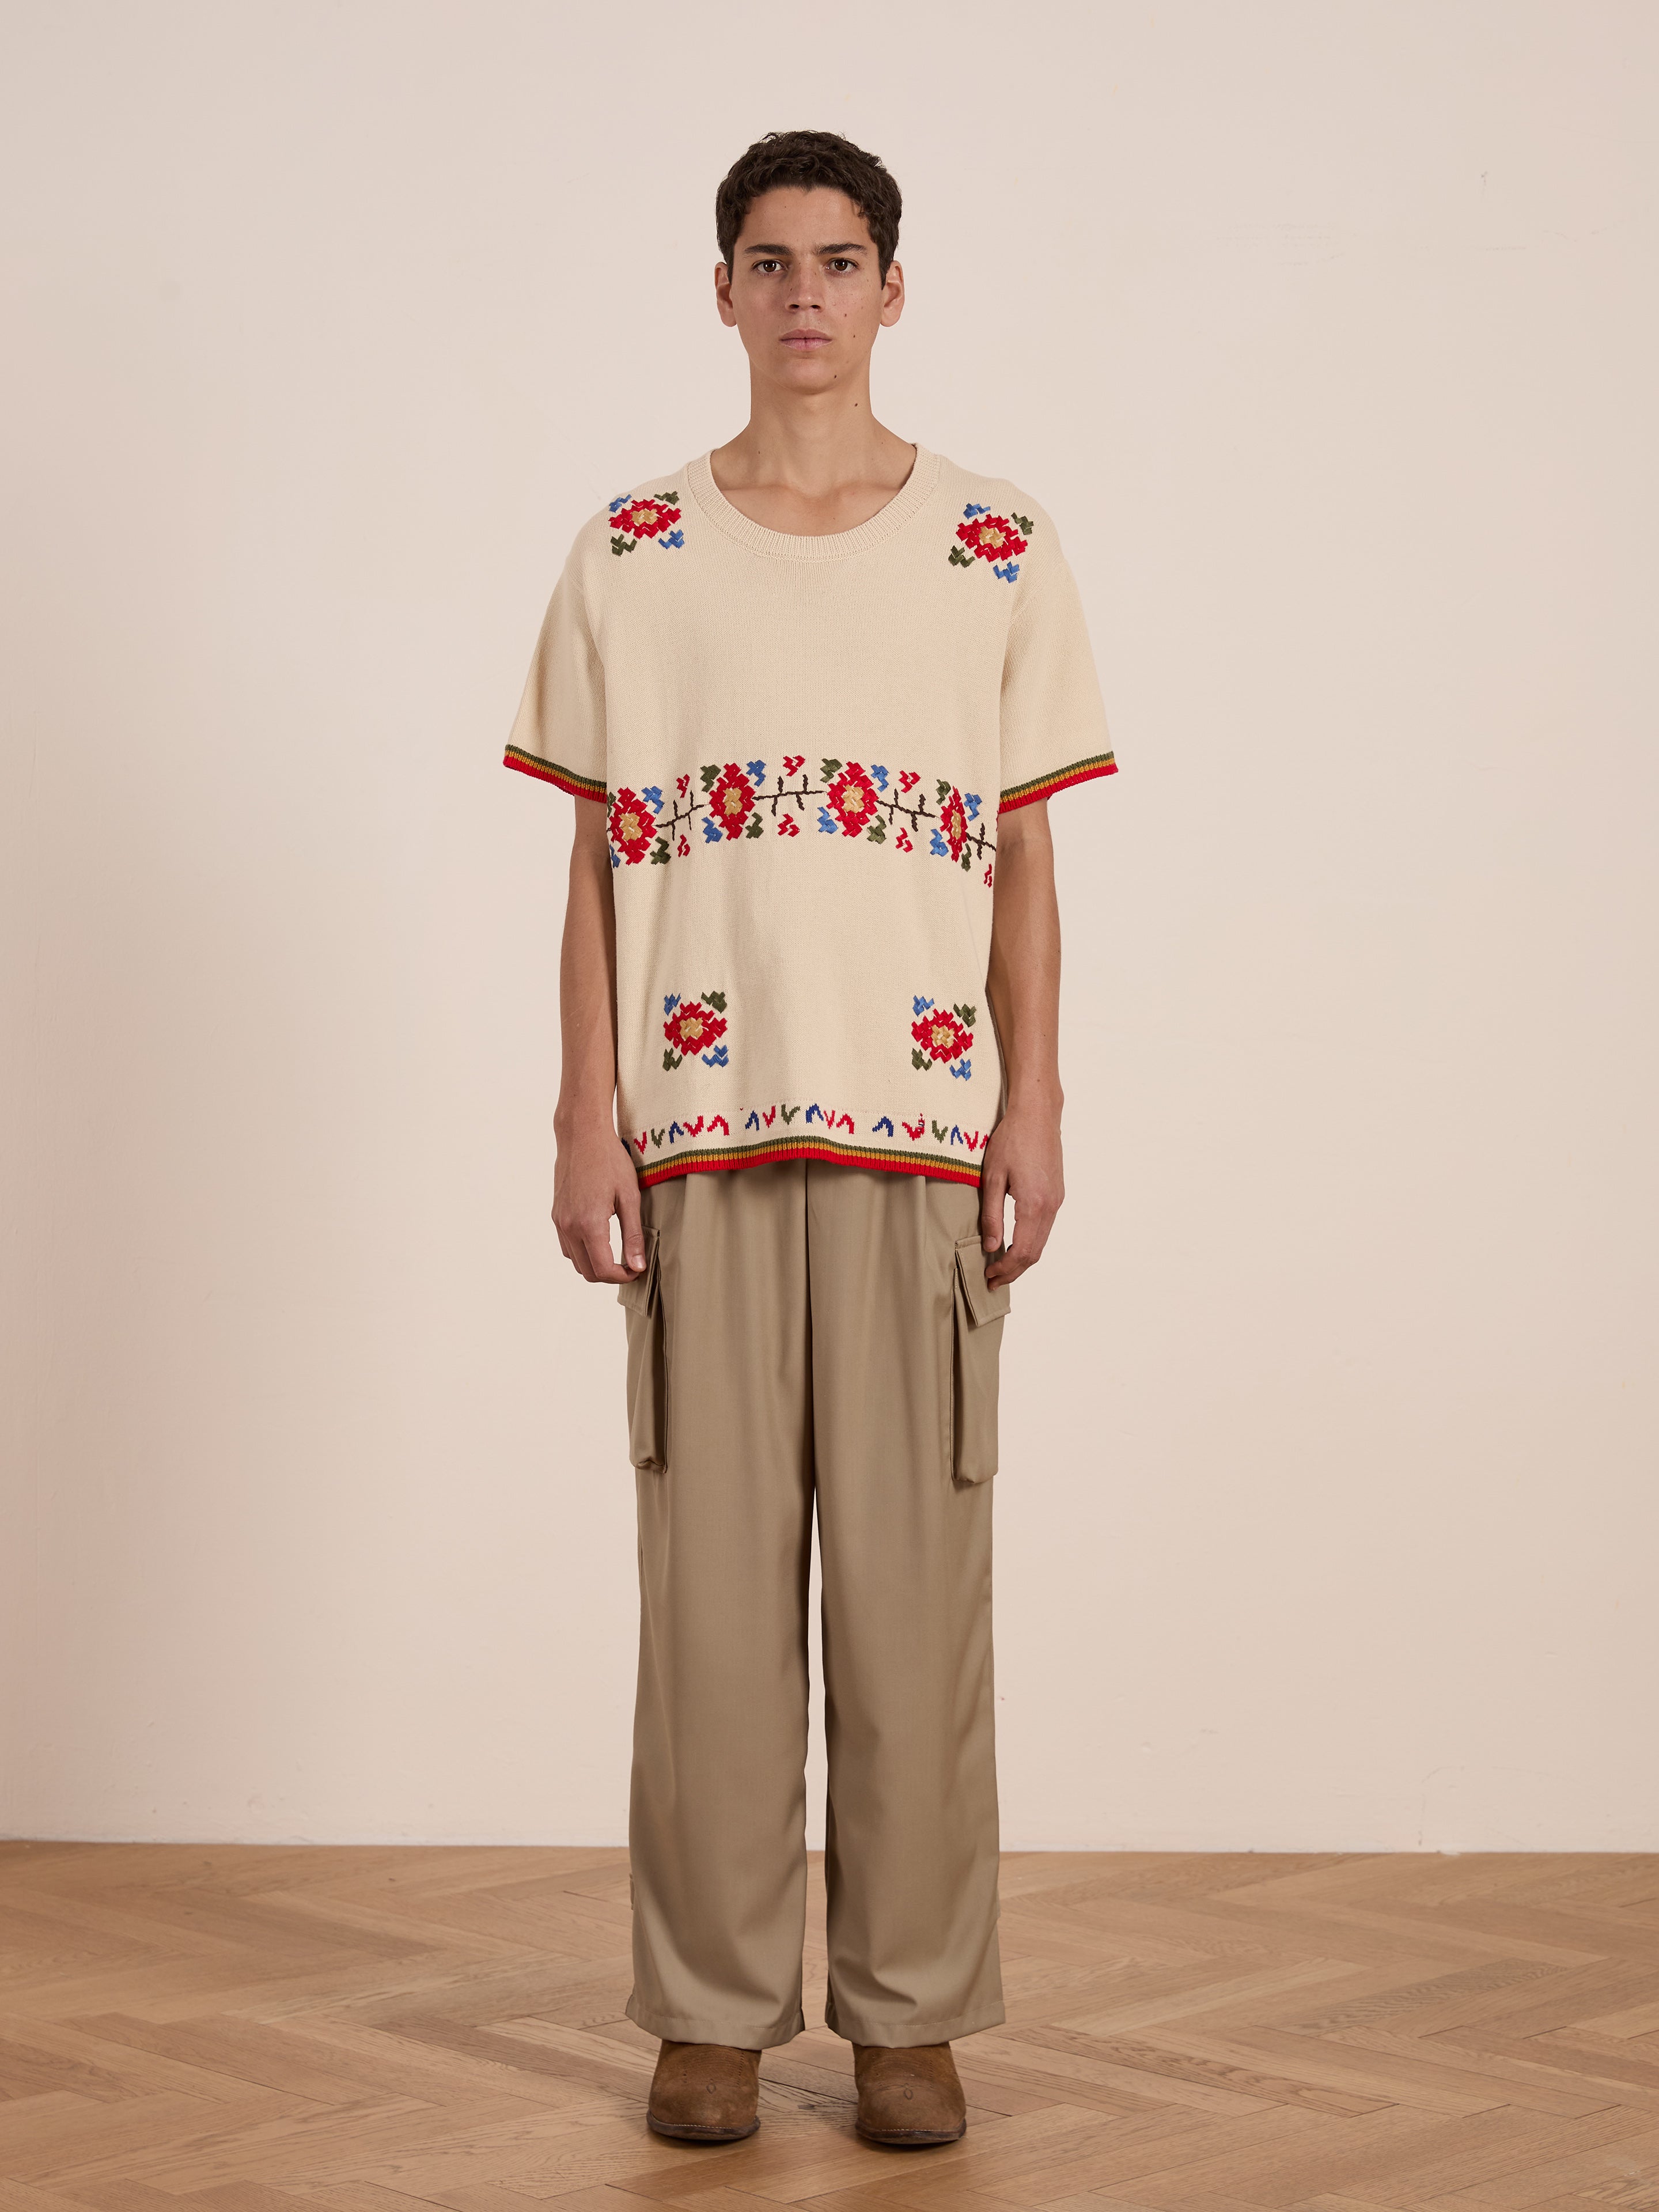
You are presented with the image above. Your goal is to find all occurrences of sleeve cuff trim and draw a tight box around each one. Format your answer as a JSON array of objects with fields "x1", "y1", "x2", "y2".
[
  {"x1": 503, "y1": 746, "x2": 606, "y2": 801},
  {"x1": 998, "y1": 752, "x2": 1118, "y2": 813}
]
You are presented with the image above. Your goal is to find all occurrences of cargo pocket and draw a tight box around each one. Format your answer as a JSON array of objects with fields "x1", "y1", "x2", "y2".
[
  {"x1": 616, "y1": 1227, "x2": 667, "y2": 1472},
  {"x1": 952, "y1": 1233, "x2": 1011, "y2": 1483}
]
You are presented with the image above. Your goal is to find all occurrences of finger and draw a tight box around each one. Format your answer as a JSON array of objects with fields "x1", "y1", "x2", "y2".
[
  {"x1": 979, "y1": 1163, "x2": 1009, "y2": 1252},
  {"x1": 581, "y1": 1220, "x2": 632, "y2": 1285},
  {"x1": 616, "y1": 1175, "x2": 646, "y2": 1275}
]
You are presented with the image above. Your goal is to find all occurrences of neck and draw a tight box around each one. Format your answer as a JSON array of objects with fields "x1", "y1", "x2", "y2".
[{"x1": 719, "y1": 374, "x2": 909, "y2": 495}]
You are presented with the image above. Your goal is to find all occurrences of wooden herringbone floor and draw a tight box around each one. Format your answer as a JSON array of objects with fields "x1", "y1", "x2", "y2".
[{"x1": 2, "y1": 1846, "x2": 1658, "y2": 2209}]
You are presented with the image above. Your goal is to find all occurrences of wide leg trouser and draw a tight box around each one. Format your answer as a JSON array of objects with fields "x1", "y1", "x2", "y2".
[{"x1": 619, "y1": 1160, "x2": 1007, "y2": 2050}]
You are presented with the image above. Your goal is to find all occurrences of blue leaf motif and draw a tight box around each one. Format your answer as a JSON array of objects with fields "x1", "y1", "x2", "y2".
[
  {"x1": 912, "y1": 995, "x2": 935, "y2": 1016},
  {"x1": 663, "y1": 994, "x2": 680, "y2": 1014}
]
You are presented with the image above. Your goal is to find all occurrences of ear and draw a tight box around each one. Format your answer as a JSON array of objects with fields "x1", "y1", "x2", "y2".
[
  {"x1": 714, "y1": 260, "x2": 738, "y2": 328},
  {"x1": 879, "y1": 257, "x2": 905, "y2": 329}
]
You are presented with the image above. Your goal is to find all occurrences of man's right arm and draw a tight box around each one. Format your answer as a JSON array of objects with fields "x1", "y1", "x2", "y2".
[{"x1": 551, "y1": 797, "x2": 645, "y2": 1283}]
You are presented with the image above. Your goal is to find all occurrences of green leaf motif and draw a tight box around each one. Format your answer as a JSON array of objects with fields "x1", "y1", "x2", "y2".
[
  {"x1": 744, "y1": 816, "x2": 763, "y2": 838},
  {"x1": 931, "y1": 1119, "x2": 948, "y2": 1143},
  {"x1": 704, "y1": 990, "x2": 727, "y2": 1013},
  {"x1": 699, "y1": 764, "x2": 718, "y2": 790},
  {"x1": 936, "y1": 778, "x2": 952, "y2": 802},
  {"x1": 1010, "y1": 512, "x2": 1033, "y2": 533},
  {"x1": 820, "y1": 757, "x2": 842, "y2": 778},
  {"x1": 650, "y1": 1127, "x2": 665, "y2": 1148},
  {"x1": 866, "y1": 820, "x2": 886, "y2": 843},
  {"x1": 649, "y1": 838, "x2": 670, "y2": 865},
  {"x1": 780, "y1": 1104, "x2": 800, "y2": 1124},
  {"x1": 911, "y1": 1048, "x2": 928, "y2": 1071},
  {"x1": 953, "y1": 1003, "x2": 978, "y2": 1027},
  {"x1": 662, "y1": 1049, "x2": 681, "y2": 1071}
]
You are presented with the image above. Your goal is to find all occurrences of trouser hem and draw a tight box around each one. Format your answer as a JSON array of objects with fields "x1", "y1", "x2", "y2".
[
  {"x1": 626, "y1": 1991, "x2": 806, "y2": 2052},
  {"x1": 822, "y1": 1994, "x2": 1006, "y2": 2047}
]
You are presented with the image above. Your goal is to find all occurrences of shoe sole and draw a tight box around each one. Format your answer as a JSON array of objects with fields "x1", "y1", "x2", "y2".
[
  {"x1": 855, "y1": 2121, "x2": 967, "y2": 2147},
  {"x1": 647, "y1": 2113, "x2": 760, "y2": 2142}
]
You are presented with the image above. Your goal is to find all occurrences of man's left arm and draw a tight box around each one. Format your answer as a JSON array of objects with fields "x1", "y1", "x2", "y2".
[{"x1": 980, "y1": 798, "x2": 1063, "y2": 1288}]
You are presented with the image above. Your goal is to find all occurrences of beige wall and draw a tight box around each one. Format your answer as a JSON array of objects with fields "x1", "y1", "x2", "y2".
[{"x1": 3, "y1": 1, "x2": 1655, "y2": 1850}]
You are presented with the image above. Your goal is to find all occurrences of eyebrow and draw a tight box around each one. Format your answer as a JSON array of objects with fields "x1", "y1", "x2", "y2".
[{"x1": 743, "y1": 241, "x2": 868, "y2": 256}]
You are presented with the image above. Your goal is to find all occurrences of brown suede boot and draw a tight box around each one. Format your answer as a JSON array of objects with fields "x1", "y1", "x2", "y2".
[
  {"x1": 853, "y1": 2041, "x2": 967, "y2": 2146},
  {"x1": 646, "y1": 2039, "x2": 762, "y2": 2141}
]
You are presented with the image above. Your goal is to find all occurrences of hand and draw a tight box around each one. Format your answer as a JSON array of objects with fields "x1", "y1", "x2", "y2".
[
  {"x1": 552, "y1": 1122, "x2": 645, "y2": 1284},
  {"x1": 978, "y1": 1103, "x2": 1063, "y2": 1289}
]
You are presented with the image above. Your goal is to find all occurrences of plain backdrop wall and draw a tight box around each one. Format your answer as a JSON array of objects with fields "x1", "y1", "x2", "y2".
[{"x1": 3, "y1": 0, "x2": 1656, "y2": 1851}]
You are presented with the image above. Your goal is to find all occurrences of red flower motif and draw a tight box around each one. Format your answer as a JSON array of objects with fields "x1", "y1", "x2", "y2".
[
  {"x1": 676, "y1": 834, "x2": 689, "y2": 857},
  {"x1": 783, "y1": 753, "x2": 805, "y2": 775},
  {"x1": 940, "y1": 785, "x2": 970, "y2": 861},
  {"x1": 778, "y1": 813, "x2": 800, "y2": 837},
  {"x1": 896, "y1": 828, "x2": 913, "y2": 853},
  {"x1": 912, "y1": 1007, "x2": 974, "y2": 1064},
  {"x1": 955, "y1": 513, "x2": 1028, "y2": 563},
  {"x1": 608, "y1": 786, "x2": 656, "y2": 863},
  {"x1": 612, "y1": 497, "x2": 681, "y2": 541},
  {"x1": 825, "y1": 762, "x2": 881, "y2": 836},
  {"x1": 664, "y1": 1001, "x2": 728, "y2": 1055},
  {"x1": 898, "y1": 770, "x2": 920, "y2": 793},
  {"x1": 707, "y1": 763, "x2": 756, "y2": 839}
]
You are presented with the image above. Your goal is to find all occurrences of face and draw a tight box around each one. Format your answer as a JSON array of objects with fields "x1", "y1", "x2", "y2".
[{"x1": 715, "y1": 185, "x2": 903, "y2": 393}]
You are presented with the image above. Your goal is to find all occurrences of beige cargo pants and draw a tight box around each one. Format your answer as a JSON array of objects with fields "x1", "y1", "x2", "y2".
[{"x1": 616, "y1": 1158, "x2": 1010, "y2": 2051}]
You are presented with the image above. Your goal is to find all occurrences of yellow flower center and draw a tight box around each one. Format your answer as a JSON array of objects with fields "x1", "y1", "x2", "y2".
[
  {"x1": 723, "y1": 790, "x2": 743, "y2": 814},
  {"x1": 681, "y1": 1017, "x2": 703, "y2": 1040},
  {"x1": 619, "y1": 812, "x2": 640, "y2": 839},
  {"x1": 932, "y1": 1024, "x2": 952, "y2": 1052}
]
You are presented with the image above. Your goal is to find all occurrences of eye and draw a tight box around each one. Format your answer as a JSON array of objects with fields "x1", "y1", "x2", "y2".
[
  {"x1": 751, "y1": 259, "x2": 783, "y2": 275},
  {"x1": 829, "y1": 257, "x2": 857, "y2": 272}
]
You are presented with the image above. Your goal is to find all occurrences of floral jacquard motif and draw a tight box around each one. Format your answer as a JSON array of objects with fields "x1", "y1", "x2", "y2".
[
  {"x1": 605, "y1": 758, "x2": 997, "y2": 876},
  {"x1": 609, "y1": 493, "x2": 685, "y2": 556},
  {"x1": 948, "y1": 501, "x2": 1032, "y2": 584},
  {"x1": 911, "y1": 996, "x2": 975, "y2": 1080},
  {"x1": 662, "y1": 990, "x2": 729, "y2": 1071},
  {"x1": 608, "y1": 787, "x2": 657, "y2": 865}
]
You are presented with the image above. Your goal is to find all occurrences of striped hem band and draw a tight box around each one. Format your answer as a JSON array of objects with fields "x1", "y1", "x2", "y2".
[
  {"x1": 503, "y1": 746, "x2": 606, "y2": 801},
  {"x1": 999, "y1": 752, "x2": 1118, "y2": 813},
  {"x1": 637, "y1": 1137, "x2": 982, "y2": 1190}
]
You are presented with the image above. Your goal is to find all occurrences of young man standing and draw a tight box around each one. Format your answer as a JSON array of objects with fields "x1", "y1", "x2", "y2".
[{"x1": 505, "y1": 131, "x2": 1113, "y2": 2150}]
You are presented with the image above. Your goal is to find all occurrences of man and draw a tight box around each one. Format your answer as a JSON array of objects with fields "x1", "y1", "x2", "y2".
[{"x1": 505, "y1": 129, "x2": 1114, "y2": 2150}]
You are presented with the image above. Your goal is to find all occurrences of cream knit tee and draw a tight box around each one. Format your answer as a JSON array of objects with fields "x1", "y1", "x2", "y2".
[{"x1": 505, "y1": 446, "x2": 1116, "y2": 1188}]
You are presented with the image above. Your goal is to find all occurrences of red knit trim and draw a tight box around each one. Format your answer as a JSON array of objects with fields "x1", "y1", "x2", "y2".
[
  {"x1": 637, "y1": 1139, "x2": 982, "y2": 1190},
  {"x1": 503, "y1": 747, "x2": 606, "y2": 801},
  {"x1": 999, "y1": 753, "x2": 1118, "y2": 813}
]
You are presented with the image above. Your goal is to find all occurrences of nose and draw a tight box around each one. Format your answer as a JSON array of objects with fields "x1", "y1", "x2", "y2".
[{"x1": 788, "y1": 268, "x2": 825, "y2": 314}]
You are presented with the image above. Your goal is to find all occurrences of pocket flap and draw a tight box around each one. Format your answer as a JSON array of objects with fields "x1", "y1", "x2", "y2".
[
  {"x1": 616, "y1": 1228, "x2": 660, "y2": 1314},
  {"x1": 955, "y1": 1234, "x2": 1012, "y2": 1325}
]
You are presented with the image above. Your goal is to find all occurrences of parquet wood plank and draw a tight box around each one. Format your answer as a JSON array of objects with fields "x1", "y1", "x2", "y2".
[{"x1": 0, "y1": 1851, "x2": 1653, "y2": 2206}]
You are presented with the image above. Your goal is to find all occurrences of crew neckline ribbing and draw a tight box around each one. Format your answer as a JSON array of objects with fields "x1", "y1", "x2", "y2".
[{"x1": 685, "y1": 446, "x2": 942, "y2": 560}]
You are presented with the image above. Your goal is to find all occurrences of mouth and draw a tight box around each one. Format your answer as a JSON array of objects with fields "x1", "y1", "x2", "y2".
[{"x1": 781, "y1": 331, "x2": 831, "y2": 350}]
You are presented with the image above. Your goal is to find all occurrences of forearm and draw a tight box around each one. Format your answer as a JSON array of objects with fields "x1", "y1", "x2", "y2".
[
  {"x1": 986, "y1": 802, "x2": 1063, "y2": 1118},
  {"x1": 554, "y1": 797, "x2": 620, "y2": 1139}
]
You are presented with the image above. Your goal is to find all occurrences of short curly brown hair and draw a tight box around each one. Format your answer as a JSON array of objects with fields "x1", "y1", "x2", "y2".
[{"x1": 715, "y1": 130, "x2": 902, "y2": 281}]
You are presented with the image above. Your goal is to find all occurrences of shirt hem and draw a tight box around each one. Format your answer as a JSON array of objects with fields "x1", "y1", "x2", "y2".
[
  {"x1": 999, "y1": 752, "x2": 1118, "y2": 812},
  {"x1": 504, "y1": 745, "x2": 605, "y2": 801},
  {"x1": 637, "y1": 1137, "x2": 982, "y2": 1189}
]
